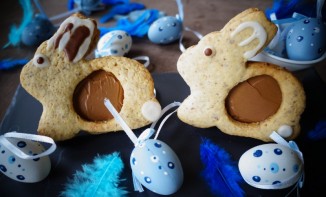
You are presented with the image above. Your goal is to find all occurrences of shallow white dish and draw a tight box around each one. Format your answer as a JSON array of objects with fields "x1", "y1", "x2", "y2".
[{"x1": 251, "y1": 50, "x2": 326, "y2": 72}]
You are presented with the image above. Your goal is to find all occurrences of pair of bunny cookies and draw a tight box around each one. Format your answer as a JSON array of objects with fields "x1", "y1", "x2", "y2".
[
  {"x1": 177, "y1": 8, "x2": 306, "y2": 142},
  {"x1": 20, "y1": 9, "x2": 305, "y2": 142}
]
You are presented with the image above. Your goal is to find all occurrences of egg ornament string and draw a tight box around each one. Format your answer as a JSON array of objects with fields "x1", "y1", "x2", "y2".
[
  {"x1": 238, "y1": 131, "x2": 304, "y2": 195},
  {"x1": 147, "y1": 0, "x2": 203, "y2": 52},
  {"x1": 0, "y1": 132, "x2": 56, "y2": 183},
  {"x1": 104, "y1": 99, "x2": 184, "y2": 195}
]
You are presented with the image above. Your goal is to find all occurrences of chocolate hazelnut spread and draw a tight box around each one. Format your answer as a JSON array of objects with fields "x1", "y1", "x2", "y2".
[
  {"x1": 226, "y1": 75, "x2": 282, "y2": 123},
  {"x1": 73, "y1": 70, "x2": 124, "y2": 121}
]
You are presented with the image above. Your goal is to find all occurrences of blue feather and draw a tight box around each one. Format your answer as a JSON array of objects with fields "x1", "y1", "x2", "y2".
[
  {"x1": 307, "y1": 120, "x2": 326, "y2": 140},
  {"x1": 99, "y1": 2, "x2": 145, "y2": 23},
  {"x1": 0, "y1": 59, "x2": 28, "y2": 70},
  {"x1": 67, "y1": 0, "x2": 75, "y2": 10},
  {"x1": 99, "y1": 9, "x2": 161, "y2": 37},
  {"x1": 61, "y1": 152, "x2": 128, "y2": 197},
  {"x1": 200, "y1": 138, "x2": 244, "y2": 197},
  {"x1": 4, "y1": 0, "x2": 34, "y2": 48},
  {"x1": 101, "y1": 0, "x2": 130, "y2": 6}
]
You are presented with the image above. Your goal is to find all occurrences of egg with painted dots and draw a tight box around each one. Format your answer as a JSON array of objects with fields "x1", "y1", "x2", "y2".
[
  {"x1": 0, "y1": 136, "x2": 51, "y2": 183},
  {"x1": 130, "y1": 139, "x2": 183, "y2": 195},
  {"x1": 286, "y1": 17, "x2": 326, "y2": 61},
  {"x1": 147, "y1": 16, "x2": 183, "y2": 44},
  {"x1": 95, "y1": 30, "x2": 132, "y2": 57},
  {"x1": 238, "y1": 143, "x2": 303, "y2": 189}
]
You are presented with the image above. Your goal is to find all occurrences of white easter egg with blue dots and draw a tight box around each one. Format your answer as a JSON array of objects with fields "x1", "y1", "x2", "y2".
[
  {"x1": 148, "y1": 16, "x2": 183, "y2": 44},
  {"x1": 130, "y1": 139, "x2": 183, "y2": 195},
  {"x1": 286, "y1": 18, "x2": 326, "y2": 61},
  {"x1": 238, "y1": 143, "x2": 303, "y2": 189},
  {"x1": 95, "y1": 30, "x2": 132, "y2": 57},
  {"x1": 0, "y1": 137, "x2": 51, "y2": 183}
]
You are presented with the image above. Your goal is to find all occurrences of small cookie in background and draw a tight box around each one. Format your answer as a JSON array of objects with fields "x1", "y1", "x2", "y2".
[{"x1": 177, "y1": 8, "x2": 306, "y2": 142}]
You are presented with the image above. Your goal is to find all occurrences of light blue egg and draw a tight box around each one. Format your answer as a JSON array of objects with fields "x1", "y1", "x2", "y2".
[
  {"x1": 130, "y1": 139, "x2": 183, "y2": 195},
  {"x1": 286, "y1": 18, "x2": 326, "y2": 61},
  {"x1": 95, "y1": 30, "x2": 132, "y2": 57},
  {"x1": 148, "y1": 16, "x2": 183, "y2": 44}
]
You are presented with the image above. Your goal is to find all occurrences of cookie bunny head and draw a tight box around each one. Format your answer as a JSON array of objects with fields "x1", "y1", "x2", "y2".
[
  {"x1": 177, "y1": 8, "x2": 306, "y2": 142},
  {"x1": 20, "y1": 13, "x2": 161, "y2": 141}
]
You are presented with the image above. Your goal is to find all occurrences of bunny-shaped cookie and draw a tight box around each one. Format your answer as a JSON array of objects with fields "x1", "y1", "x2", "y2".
[
  {"x1": 177, "y1": 8, "x2": 305, "y2": 142},
  {"x1": 20, "y1": 13, "x2": 161, "y2": 141}
]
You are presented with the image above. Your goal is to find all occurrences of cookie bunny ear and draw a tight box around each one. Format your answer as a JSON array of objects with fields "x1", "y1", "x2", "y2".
[
  {"x1": 47, "y1": 13, "x2": 100, "y2": 63},
  {"x1": 230, "y1": 21, "x2": 267, "y2": 59},
  {"x1": 222, "y1": 8, "x2": 277, "y2": 60}
]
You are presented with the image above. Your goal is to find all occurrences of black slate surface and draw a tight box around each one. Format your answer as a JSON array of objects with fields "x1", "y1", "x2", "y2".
[{"x1": 0, "y1": 71, "x2": 326, "y2": 197}]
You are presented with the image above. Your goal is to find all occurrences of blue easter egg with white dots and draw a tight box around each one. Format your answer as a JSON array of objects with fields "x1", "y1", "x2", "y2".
[
  {"x1": 130, "y1": 139, "x2": 183, "y2": 195},
  {"x1": 148, "y1": 16, "x2": 183, "y2": 44},
  {"x1": 0, "y1": 136, "x2": 51, "y2": 183},
  {"x1": 286, "y1": 17, "x2": 326, "y2": 61},
  {"x1": 238, "y1": 143, "x2": 303, "y2": 189},
  {"x1": 21, "y1": 14, "x2": 55, "y2": 46},
  {"x1": 95, "y1": 30, "x2": 132, "y2": 57}
]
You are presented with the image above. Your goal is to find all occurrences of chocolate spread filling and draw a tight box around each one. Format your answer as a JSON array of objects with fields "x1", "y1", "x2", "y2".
[
  {"x1": 73, "y1": 70, "x2": 124, "y2": 121},
  {"x1": 226, "y1": 75, "x2": 282, "y2": 123}
]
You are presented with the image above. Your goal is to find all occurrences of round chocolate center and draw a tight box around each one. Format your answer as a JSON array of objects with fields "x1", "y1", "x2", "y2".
[
  {"x1": 73, "y1": 70, "x2": 124, "y2": 121},
  {"x1": 226, "y1": 75, "x2": 282, "y2": 123}
]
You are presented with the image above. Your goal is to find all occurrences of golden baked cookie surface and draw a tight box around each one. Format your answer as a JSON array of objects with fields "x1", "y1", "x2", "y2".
[
  {"x1": 20, "y1": 14, "x2": 160, "y2": 141},
  {"x1": 177, "y1": 8, "x2": 305, "y2": 142}
]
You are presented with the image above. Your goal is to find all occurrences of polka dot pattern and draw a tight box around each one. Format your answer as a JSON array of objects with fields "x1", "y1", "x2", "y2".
[
  {"x1": 130, "y1": 139, "x2": 183, "y2": 195},
  {"x1": 0, "y1": 138, "x2": 51, "y2": 183},
  {"x1": 239, "y1": 143, "x2": 303, "y2": 189}
]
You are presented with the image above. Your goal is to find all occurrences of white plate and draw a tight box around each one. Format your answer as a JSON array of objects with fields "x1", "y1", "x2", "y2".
[{"x1": 251, "y1": 51, "x2": 326, "y2": 72}]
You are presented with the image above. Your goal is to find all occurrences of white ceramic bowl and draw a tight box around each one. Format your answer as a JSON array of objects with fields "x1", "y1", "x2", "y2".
[{"x1": 251, "y1": 51, "x2": 326, "y2": 72}]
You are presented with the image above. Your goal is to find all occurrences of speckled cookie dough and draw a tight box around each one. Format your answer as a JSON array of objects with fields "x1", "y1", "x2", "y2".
[
  {"x1": 177, "y1": 8, "x2": 305, "y2": 142},
  {"x1": 20, "y1": 13, "x2": 161, "y2": 141}
]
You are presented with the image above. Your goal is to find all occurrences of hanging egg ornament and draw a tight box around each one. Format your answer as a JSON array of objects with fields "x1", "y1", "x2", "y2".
[
  {"x1": 286, "y1": 17, "x2": 326, "y2": 61},
  {"x1": 148, "y1": 16, "x2": 183, "y2": 44},
  {"x1": 21, "y1": 14, "x2": 55, "y2": 47},
  {"x1": 0, "y1": 136, "x2": 51, "y2": 183},
  {"x1": 238, "y1": 143, "x2": 303, "y2": 189},
  {"x1": 95, "y1": 30, "x2": 132, "y2": 57},
  {"x1": 130, "y1": 139, "x2": 184, "y2": 195}
]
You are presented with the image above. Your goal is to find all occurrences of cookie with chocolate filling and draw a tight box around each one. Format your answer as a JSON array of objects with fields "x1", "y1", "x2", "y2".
[
  {"x1": 20, "y1": 13, "x2": 161, "y2": 141},
  {"x1": 177, "y1": 8, "x2": 305, "y2": 142}
]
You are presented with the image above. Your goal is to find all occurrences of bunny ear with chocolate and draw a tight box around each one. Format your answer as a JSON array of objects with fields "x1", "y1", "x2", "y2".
[
  {"x1": 47, "y1": 13, "x2": 100, "y2": 63},
  {"x1": 177, "y1": 8, "x2": 306, "y2": 142}
]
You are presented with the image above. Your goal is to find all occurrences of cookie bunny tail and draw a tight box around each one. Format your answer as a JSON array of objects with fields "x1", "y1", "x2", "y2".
[{"x1": 200, "y1": 138, "x2": 244, "y2": 197}]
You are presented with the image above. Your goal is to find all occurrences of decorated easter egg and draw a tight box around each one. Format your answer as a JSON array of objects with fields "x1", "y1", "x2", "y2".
[
  {"x1": 286, "y1": 17, "x2": 326, "y2": 61},
  {"x1": 21, "y1": 14, "x2": 55, "y2": 46},
  {"x1": 0, "y1": 136, "x2": 51, "y2": 183},
  {"x1": 95, "y1": 30, "x2": 132, "y2": 57},
  {"x1": 130, "y1": 139, "x2": 183, "y2": 195},
  {"x1": 238, "y1": 143, "x2": 303, "y2": 189},
  {"x1": 148, "y1": 16, "x2": 183, "y2": 44}
]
